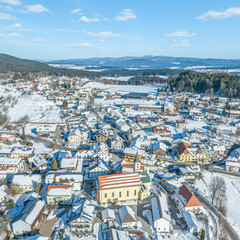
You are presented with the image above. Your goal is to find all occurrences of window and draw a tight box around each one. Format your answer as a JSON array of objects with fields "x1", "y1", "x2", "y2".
[
  {"x1": 105, "y1": 193, "x2": 107, "y2": 198},
  {"x1": 134, "y1": 190, "x2": 137, "y2": 196},
  {"x1": 127, "y1": 191, "x2": 129, "y2": 197},
  {"x1": 112, "y1": 192, "x2": 114, "y2": 197},
  {"x1": 119, "y1": 191, "x2": 121, "y2": 198}
]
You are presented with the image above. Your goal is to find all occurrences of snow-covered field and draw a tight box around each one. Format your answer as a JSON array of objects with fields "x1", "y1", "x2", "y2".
[
  {"x1": 84, "y1": 82, "x2": 164, "y2": 93},
  {"x1": 195, "y1": 171, "x2": 240, "y2": 234},
  {"x1": 7, "y1": 95, "x2": 61, "y2": 123}
]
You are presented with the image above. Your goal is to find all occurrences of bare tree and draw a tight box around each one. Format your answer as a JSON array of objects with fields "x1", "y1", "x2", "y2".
[
  {"x1": 209, "y1": 176, "x2": 227, "y2": 214},
  {"x1": 19, "y1": 114, "x2": 30, "y2": 123}
]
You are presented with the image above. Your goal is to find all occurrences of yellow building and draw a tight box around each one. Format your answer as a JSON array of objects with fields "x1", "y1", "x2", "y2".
[
  {"x1": 176, "y1": 142, "x2": 208, "y2": 162},
  {"x1": 96, "y1": 172, "x2": 142, "y2": 204},
  {"x1": 67, "y1": 129, "x2": 88, "y2": 144},
  {"x1": 96, "y1": 152, "x2": 151, "y2": 204}
]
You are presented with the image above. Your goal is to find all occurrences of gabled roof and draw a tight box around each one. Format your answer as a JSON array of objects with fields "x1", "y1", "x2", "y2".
[
  {"x1": 151, "y1": 193, "x2": 171, "y2": 222},
  {"x1": 177, "y1": 185, "x2": 202, "y2": 208},
  {"x1": 119, "y1": 206, "x2": 136, "y2": 224}
]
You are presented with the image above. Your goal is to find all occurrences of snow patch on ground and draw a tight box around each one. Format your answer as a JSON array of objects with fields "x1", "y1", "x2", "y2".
[{"x1": 195, "y1": 170, "x2": 240, "y2": 234}]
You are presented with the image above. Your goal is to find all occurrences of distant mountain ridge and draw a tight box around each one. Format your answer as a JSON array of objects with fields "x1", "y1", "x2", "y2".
[{"x1": 45, "y1": 55, "x2": 240, "y2": 69}]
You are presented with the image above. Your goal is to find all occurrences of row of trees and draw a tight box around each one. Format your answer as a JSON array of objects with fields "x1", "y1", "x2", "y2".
[{"x1": 169, "y1": 70, "x2": 240, "y2": 98}]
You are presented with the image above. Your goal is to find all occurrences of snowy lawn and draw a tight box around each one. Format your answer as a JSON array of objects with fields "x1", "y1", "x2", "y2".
[{"x1": 195, "y1": 170, "x2": 240, "y2": 234}]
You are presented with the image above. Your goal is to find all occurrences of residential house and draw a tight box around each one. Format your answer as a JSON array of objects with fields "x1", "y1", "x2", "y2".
[
  {"x1": 68, "y1": 199, "x2": 95, "y2": 234},
  {"x1": 151, "y1": 193, "x2": 172, "y2": 233},
  {"x1": 213, "y1": 145, "x2": 226, "y2": 156},
  {"x1": 60, "y1": 157, "x2": 83, "y2": 172},
  {"x1": 46, "y1": 185, "x2": 73, "y2": 205},
  {"x1": 110, "y1": 135, "x2": 123, "y2": 150},
  {"x1": 102, "y1": 209, "x2": 116, "y2": 226},
  {"x1": 152, "y1": 142, "x2": 168, "y2": 156},
  {"x1": 225, "y1": 147, "x2": 240, "y2": 172},
  {"x1": 174, "y1": 185, "x2": 203, "y2": 213},
  {"x1": 119, "y1": 206, "x2": 136, "y2": 228},
  {"x1": 0, "y1": 158, "x2": 26, "y2": 179},
  {"x1": 88, "y1": 156, "x2": 109, "y2": 179},
  {"x1": 179, "y1": 167, "x2": 196, "y2": 180},
  {"x1": 176, "y1": 142, "x2": 209, "y2": 162},
  {"x1": 36, "y1": 125, "x2": 57, "y2": 136},
  {"x1": 12, "y1": 198, "x2": 45, "y2": 235},
  {"x1": 123, "y1": 148, "x2": 144, "y2": 163},
  {"x1": 183, "y1": 211, "x2": 201, "y2": 236},
  {"x1": 11, "y1": 174, "x2": 42, "y2": 194},
  {"x1": 45, "y1": 171, "x2": 83, "y2": 191},
  {"x1": 11, "y1": 147, "x2": 34, "y2": 158},
  {"x1": 28, "y1": 155, "x2": 48, "y2": 170},
  {"x1": 67, "y1": 129, "x2": 88, "y2": 144}
]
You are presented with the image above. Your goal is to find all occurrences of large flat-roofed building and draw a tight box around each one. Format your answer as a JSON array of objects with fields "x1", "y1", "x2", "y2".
[{"x1": 96, "y1": 172, "x2": 142, "y2": 204}]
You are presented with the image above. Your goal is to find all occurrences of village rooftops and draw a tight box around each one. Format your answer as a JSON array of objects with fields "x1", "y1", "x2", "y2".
[
  {"x1": 46, "y1": 185, "x2": 73, "y2": 196},
  {"x1": 98, "y1": 172, "x2": 141, "y2": 190},
  {"x1": 0, "y1": 157, "x2": 22, "y2": 165}
]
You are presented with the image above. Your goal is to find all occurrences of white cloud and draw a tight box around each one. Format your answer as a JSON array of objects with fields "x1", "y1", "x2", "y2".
[
  {"x1": 10, "y1": 22, "x2": 21, "y2": 28},
  {"x1": 24, "y1": 4, "x2": 49, "y2": 13},
  {"x1": 87, "y1": 31, "x2": 120, "y2": 38},
  {"x1": 0, "y1": 12, "x2": 16, "y2": 19},
  {"x1": 0, "y1": 32, "x2": 21, "y2": 37},
  {"x1": 115, "y1": 9, "x2": 136, "y2": 21},
  {"x1": 0, "y1": 0, "x2": 21, "y2": 6},
  {"x1": 66, "y1": 42, "x2": 93, "y2": 48},
  {"x1": 80, "y1": 16, "x2": 100, "y2": 22},
  {"x1": 166, "y1": 30, "x2": 196, "y2": 37},
  {"x1": 71, "y1": 8, "x2": 81, "y2": 14},
  {"x1": 171, "y1": 40, "x2": 190, "y2": 48},
  {"x1": 197, "y1": 7, "x2": 240, "y2": 20},
  {"x1": 30, "y1": 38, "x2": 45, "y2": 42}
]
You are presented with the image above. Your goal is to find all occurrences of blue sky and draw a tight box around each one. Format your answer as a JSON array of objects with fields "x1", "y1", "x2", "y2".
[{"x1": 0, "y1": 0, "x2": 240, "y2": 60}]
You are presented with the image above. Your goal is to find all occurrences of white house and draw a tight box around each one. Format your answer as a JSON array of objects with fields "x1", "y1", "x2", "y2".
[
  {"x1": 151, "y1": 193, "x2": 172, "y2": 233},
  {"x1": 119, "y1": 206, "x2": 136, "y2": 228},
  {"x1": 183, "y1": 211, "x2": 201, "y2": 236},
  {"x1": 174, "y1": 185, "x2": 203, "y2": 213},
  {"x1": 45, "y1": 171, "x2": 83, "y2": 191},
  {"x1": 11, "y1": 174, "x2": 42, "y2": 194},
  {"x1": 12, "y1": 198, "x2": 45, "y2": 235}
]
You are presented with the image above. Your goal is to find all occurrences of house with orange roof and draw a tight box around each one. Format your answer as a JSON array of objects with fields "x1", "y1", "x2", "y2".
[
  {"x1": 176, "y1": 142, "x2": 209, "y2": 162},
  {"x1": 174, "y1": 185, "x2": 203, "y2": 212},
  {"x1": 46, "y1": 184, "x2": 73, "y2": 205}
]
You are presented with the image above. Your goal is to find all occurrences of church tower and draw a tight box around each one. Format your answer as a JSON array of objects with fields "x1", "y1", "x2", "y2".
[{"x1": 133, "y1": 151, "x2": 141, "y2": 172}]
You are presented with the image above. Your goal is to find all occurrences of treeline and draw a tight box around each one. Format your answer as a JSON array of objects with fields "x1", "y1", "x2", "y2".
[{"x1": 169, "y1": 70, "x2": 240, "y2": 98}]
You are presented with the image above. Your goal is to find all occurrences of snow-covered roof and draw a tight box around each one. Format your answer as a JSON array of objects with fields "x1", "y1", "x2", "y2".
[
  {"x1": 119, "y1": 206, "x2": 136, "y2": 224},
  {"x1": 102, "y1": 208, "x2": 116, "y2": 220},
  {"x1": 12, "y1": 174, "x2": 42, "y2": 186},
  {"x1": 47, "y1": 185, "x2": 72, "y2": 196},
  {"x1": 151, "y1": 193, "x2": 171, "y2": 222},
  {"x1": 183, "y1": 211, "x2": 200, "y2": 230}
]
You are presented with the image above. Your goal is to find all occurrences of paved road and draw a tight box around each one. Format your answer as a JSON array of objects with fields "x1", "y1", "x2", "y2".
[{"x1": 193, "y1": 190, "x2": 239, "y2": 240}]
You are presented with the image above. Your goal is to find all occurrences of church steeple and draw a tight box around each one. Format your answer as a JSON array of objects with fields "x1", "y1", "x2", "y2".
[{"x1": 134, "y1": 151, "x2": 141, "y2": 172}]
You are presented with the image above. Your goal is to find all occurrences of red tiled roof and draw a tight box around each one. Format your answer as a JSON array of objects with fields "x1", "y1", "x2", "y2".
[
  {"x1": 98, "y1": 173, "x2": 141, "y2": 190},
  {"x1": 178, "y1": 185, "x2": 202, "y2": 207}
]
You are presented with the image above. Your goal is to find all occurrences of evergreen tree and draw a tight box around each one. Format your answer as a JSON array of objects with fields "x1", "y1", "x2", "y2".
[
  {"x1": 62, "y1": 100, "x2": 68, "y2": 109},
  {"x1": 51, "y1": 158, "x2": 58, "y2": 170},
  {"x1": 22, "y1": 127, "x2": 26, "y2": 140}
]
